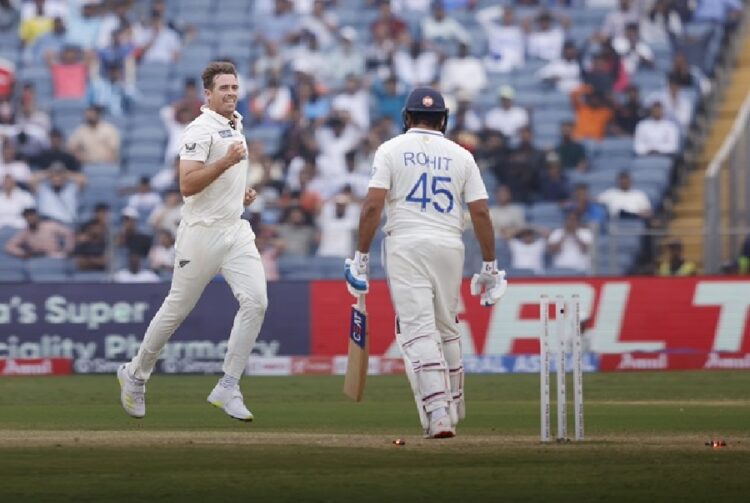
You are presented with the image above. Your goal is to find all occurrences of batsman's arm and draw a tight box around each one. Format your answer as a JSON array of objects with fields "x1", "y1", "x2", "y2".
[
  {"x1": 356, "y1": 188, "x2": 387, "y2": 253},
  {"x1": 468, "y1": 198, "x2": 496, "y2": 262}
]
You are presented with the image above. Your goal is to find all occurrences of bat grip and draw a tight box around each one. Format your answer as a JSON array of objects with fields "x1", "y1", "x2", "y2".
[{"x1": 357, "y1": 294, "x2": 367, "y2": 312}]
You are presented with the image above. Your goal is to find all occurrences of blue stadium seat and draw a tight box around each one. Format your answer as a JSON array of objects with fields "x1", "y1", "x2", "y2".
[
  {"x1": 70, "y1": 271, "x2": 111, "y2": 283},
  {"x1": 0, "y1": 269, "x2": 28, "y2": 282},
  {"x1": 24, "y1": 257, "x2": 71, "y2": 275},
  {"x1": 126, "y1": 143, "x2": 165, "y2": 165}
]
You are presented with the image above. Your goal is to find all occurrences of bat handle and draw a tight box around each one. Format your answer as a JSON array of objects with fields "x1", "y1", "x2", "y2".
[{"x1": 357, "y1": 294, "x2": 367, "y2": 312}]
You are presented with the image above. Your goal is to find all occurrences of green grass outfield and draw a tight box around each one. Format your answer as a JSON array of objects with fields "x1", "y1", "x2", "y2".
[{"x1": 0, "y1": 371, "x2": 748, "y2": 502}]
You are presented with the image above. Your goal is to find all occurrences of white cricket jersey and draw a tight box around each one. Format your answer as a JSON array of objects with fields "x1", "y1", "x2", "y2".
[
  {"x1": 368, "y1": 128, "x2": 488, "y2": 238},
  {"x1": 178, "y1": 106, "x2": 249, "y2": 226}
]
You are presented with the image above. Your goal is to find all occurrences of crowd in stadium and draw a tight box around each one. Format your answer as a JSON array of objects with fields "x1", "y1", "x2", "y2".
[{"x1": 0, "y1": 0, "x2": 747, "y2": 282}]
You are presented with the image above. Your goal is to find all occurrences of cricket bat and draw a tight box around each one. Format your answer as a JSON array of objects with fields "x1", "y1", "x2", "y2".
[{"x1": 343, "y1": 294, "x2": 369, "y2": 401}]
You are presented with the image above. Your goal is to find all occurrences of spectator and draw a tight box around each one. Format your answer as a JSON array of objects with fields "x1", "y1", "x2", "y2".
[
  {"x1": 0, "y1": 140, "x2": 32, "y2": 185},
  {"x1": 113, "y1": 252, "x2": 160, "y2": 283},
  {"x1": 484, "y1": 86, "x2": 529, "y2": 139},
  {"x1": 116, "y1": 207, "x2": 151, "y2": 257},
  {"x1": 132, "y1": 6, "x2": 181, "y2": 63},
  {"x1": 421, "y1": 1, "x2": 470, "y2": 44},
  {"x1": 370, "y1": 0, "x2": 408, "y2": 41},
  {"x1": 46, "y1": 44, "x2": 90, "y2": 100},
  {"x1": 647, "y1": 75, "x2": 692, "y2": 131},
  {"x1": 658, "y1": 238, "x2": 696, "y2": 276},
  {"x1": 276, "y1": 205, "x2": 316, "y2": 256},
  {"x1": 441, "y1": 42, "x2": 487, "y2": 99},
  {"x1": 582, "y1": 50, "x2": 623, "y2": 96},
  {"x1": 97, "y1": 26, "x2": 136, "y2": 76},
  {"x1": 26, "y1": 15, "x2": 66, "y2": 63},
  {"x1": 478, "y1": 129, "x2": 510, "y2": 174},
  {"x1": 5, "y1": 207, "x2": 74, "y2": 258},
  {"x1": 15, "y1": 82, "x2": 51, "y2": 135},
  {"x1": 148, "y1": 188, "x2": 182, "y2": 235},
  {"x1": 18, "y1": 0, "x2": 60, "y2": 46},
  {"x1": 72, "y1": 220, "x2": 107, "y2": 271},
  {"x1": 29, "y1": 129, "x2": 80, "y2": 172},
  {"x1": 96, "y1": 0, "x2": 134, "y2": 50},
  {"x1": 566, "y1": 183, "x2": 608, "y2": 231},
  {"x1": 340, "y1": 150, "x2": 370, "y2": 200},
  {"x1": 692, "y1": 0, "x2": 742, "y2": 28},
  {"x1": 87, "y1": 61, "x2": 137, "y2": 118},
  {"x1": 612, "y1": 22, "x2": 654, "y2": 76},
  {"x1": 160, "y1": 103, "x2": 194, "y2": 164},
  {"x1": 571, "y1": 85, "x2": 613, "y2": 141},
  {"x1": 314, "y1": 112, "x2": 361, "y2": 180},
  {"x1": 316, "y1": 192, "x2": 359, "y2": 257},
  {"x1": 509, "y1": 226, "x2": 547, "y2": 274},
  {"x1": 255, "y1": 226, "x2": 283, "y2": 281},
  {"x1": 331, "y1": 75, "x2": 370, "y2": 131},
  {"x1": 126, "y1": 176, "x2": 162, "y2": 222},
  {"x1": 256, "y1": 0, "x2": 299, "y2": 45},
  {"x1": 640, "y1": 0, "x2": 683, "y2": 45},
  {"x1": 556, "y1": 121, "x2": 587, "y2": 171},
  {"x1": 633, "y1": 101, "x2": 680, "y2": 156},
  {"x1": 373, "y1": 75, "x2": 407, "y2": 125},
  {"x1": 148, "y1": 229, "x2": 175, "y2": 273},
  {"x1": 537, "y1": 151, "x2": 570, "y2": 203},
  {"x1": 477, "y1": 5, "x2": 525, "y2": 73},
  {"x1": 322, "y1": 27, "x2": 365, "y2": 86},
  {"x1": 597, "y1": 170, "x2": 652, "y2": 219},
  {"x1": 170, "y1": 78, "x2": 203, "y2": 121},
  {"x1": 525, "y1": 10, "x2": 566, "y2": 62},
  {"x1": 489, "y1": 185, "x2": 526, "y2": 239},
  {"x1": 547, "y1": 211, "x2": 592, "y2": 273},
  {"x1": 0, "y1": 57, "x2": 13, "y2": 101},
  {"x1": 365, "y1": 19, "x2": 397, "y2": 79},
  {"x1": 599, "y1": 0, "x2": 639, "y2": 40},
  {"x1": 536, "y1": 41, "x2": 581, "y2": 93},
  {"x1": 612, "y1": 84, "x2": 646, "y2": 136},
  {"x1": 669, "y1": 54, "x2": 711, "y2": 97},
  {"x1": 300, "y1": 0, "x2": 338, "y2": 49},
  {"x1": 65, "y1": 0, "x2": 102, "y2": 51},
  {"x1": 393, "y1": 38, "x2": 439, "y2": 87},
  {"x1": 34, "y1": 163, "x2": 83, "y2": 226},
  {"x1": 737, "y1": 235, "x2": 750, "y2": 275},
  {"x1": 0, "y1": 174, "x2": 34, "y2": 229},
  {"x1": 501, "y1": 126, "x2": 544, "y2": 203},
  {"x1": 67, "y1": 106, "x2": 120, "y2": 165},
  {"x1": 250, "y1": 77, "x2": 292, "y2": 124},
  {"x1": 0, "y1": 0, "x2": 20, "y2": 33}
]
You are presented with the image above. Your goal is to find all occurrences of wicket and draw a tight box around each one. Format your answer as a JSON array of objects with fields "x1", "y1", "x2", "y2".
[{"x1": 539, "y1": 294, "x2": 584, "y2": 442}]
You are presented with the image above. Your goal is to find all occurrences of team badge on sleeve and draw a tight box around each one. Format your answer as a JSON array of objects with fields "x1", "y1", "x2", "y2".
[{"x1": 184, "y1": 143, "x2": 196, "y2": 152}]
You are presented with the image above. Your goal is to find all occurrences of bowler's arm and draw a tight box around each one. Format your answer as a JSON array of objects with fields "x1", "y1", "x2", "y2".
[
  {"x1": 356, "y1": 188, "x2": 387, "y2": 253},
  {"x1": 468, "y1": 198, "x2": 496, "y2": 262},
  {"x1": 179, "y1": 159, "x2": 230, "y2": 197}
]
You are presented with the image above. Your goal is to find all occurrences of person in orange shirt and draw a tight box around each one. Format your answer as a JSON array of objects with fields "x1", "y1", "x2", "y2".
[{"x1": 571, "y1": 84, "x2": 614, "y2": 141}]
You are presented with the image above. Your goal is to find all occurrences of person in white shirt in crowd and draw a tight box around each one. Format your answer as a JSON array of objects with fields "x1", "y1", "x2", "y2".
[
  {"x1": 391, "y1": 0, "x2": 431, "y2": 13},
  {"x1": 489, "y1": 185, "x2": 526, "y2": 240},
  {"x1": 160, "y1": 103, "x2": 195, "y2": 164},
  {"x1": 249, "y1": 75, "x2": 293, "y2": 124},
  {"x1": 477, "y1": 4, "x2": 525, "y2": 73},
  {"x1": 96, "y1": 0, "x2": 133, "y2": 50},
  {"x1": 633, "y1": 101, "x2": 680, "y2": 156},
  {"x1": 0, "y1": 174, "x2": 35, "y2": 229},
  {"x1": 420, "y1": 0, "x2": 470, "y2": 45},
  {"x1": 440, "y1": 42, "x2": 487, "y2": 100},
  {"x1": 525, "y1": 10, "x2": 567, "y2": 62},
  {"x1": 599, "y1": 0, "x2": 639, "y2": 40},
  {"x1": 613, "y1": 22, "x2": 654, "y2": 76},
  {"x1": 597, "y1": 170, "x2": 653, "y2": 220},
  {"x1": 66, "y1": 0, "x2": 102, "y2": 51},
  {"x1": 113, "y1": 252, "x2": 161, "y2": 283},
  {"x1": 484, "y1": 86, "x2": 529, "y2": 140},
  {"x1": 547, "y1": 211, "x2": 592, "y2": 273},
  {"x1": 34, "y1": 163, "x2": 84, "y2": 226},
  {"x1": 394, "y1": 38, "x2": 439, "y2": 87},
  {"x1": 339, "y1": 150, "x2": 371, "y2": 200},
  {"x1": 536, "y1": 40, "x2": 582, "y2": 93},
  {"x1": 132, "y1": 6, "x2": 181, "y2": 64},
  {"x1": 316, "y1": 191, "x2": 359, "y2": 257},
  {"x1": 640, "y1": 0, "x2": 683, "y2": 45},
  {"x1": 126, "y1": 176, "x2": 162, "y2": 222},
  {"x1": 148, "y1": 229, "x2": 175, "y2": 273},
  {"x1": 148, "y1": 188, "x2": 182, "y2": 235},
  {"x1": 285, "y1": 30, "x2": 326, "y2": 82},
  {"x1": 332, "y1": 75, "x2": 370, "y2": 132},
  {"x1": 509, "y1": 226, "x2": 547, "y2": 275},
  {"x1": 647, "y1": 75, "x2": 692, "y2": 131},
  {"x1": 299, "y1": 0, "x2": 338, "y2": 49},
  {"x1": 15, "y1": 82, "x2": 51, "y2": 135},
  {"x1": 87, "y1": 61, "x2": 137, "y2": 118},
  {"x1": 0, "y1": 140, "x2": 32, "y2": 185},
  {"x1": 322, "y1": 27, "x2": 365, "y2": 87},
  {"x1": 314, "y1": 111, "x2": 362, "y2": 180}
]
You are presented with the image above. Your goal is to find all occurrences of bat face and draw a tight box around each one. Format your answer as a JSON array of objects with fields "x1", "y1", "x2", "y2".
[
  {"x1": 344, "y1": 298, "x2": 369, "y2": 402},
  {"x1": 350, "y1": 305, "x2": 367, "y2": 350}
]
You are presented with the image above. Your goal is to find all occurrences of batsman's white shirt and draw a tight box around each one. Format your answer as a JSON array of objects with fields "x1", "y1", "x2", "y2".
[{"x1": 179, "y1": 106, "x2": 251, "y2": 229}]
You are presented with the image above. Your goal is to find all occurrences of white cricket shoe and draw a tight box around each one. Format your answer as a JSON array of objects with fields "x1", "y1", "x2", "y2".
[
  {"x1": 425, "y1": 413, "x2": 455, "y2": 439},
  {"x1": 117, "y1": 364, "x2": 145, "y2": 419},
  {"x1": 207, "y1": 384, "x2": 254, "y2": 422}
]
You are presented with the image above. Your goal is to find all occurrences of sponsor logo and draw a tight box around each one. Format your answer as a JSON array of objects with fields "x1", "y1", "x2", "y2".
[
  {"x1": 349, "y1": 308, "x2": 366, "y2": 349},
  {"x1": 0, "y1": 358, "x2": 71, "y2": 376},
  {"x1": 422, "y1": 95, "x2": 434, "y2": 107},
  {"x1": 184, "y1": 143, "x2": 196, "y2": 151},
  {"x1": 703, "y1": 353, "x2": 750, "y2": 370},
  {"x1": 219, "y1": 129, "x2": 233, "y2": 138},
  {"x1": 617, "y1": 353, "x2": 668, "y2": 370},
  {"x1": 179, "y1": 259, "x2": 190, "y2": 268}
]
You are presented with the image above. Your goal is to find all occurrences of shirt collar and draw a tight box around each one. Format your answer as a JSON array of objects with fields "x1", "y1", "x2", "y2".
[
  {"x1": 200, "y1": 105, "x2": 244, "y2": 129},
  {"x1": 407, "y1": 127, "x2": 444, "y2": 137}
]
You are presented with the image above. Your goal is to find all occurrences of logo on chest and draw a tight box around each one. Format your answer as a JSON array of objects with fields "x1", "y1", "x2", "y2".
[{"x1": 218, "y1": 129, "x2": 234, "y2": 138}]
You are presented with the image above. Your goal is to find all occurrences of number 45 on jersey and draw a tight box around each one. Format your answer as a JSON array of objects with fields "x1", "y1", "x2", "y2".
[{"x1": 406, "y1": 173, "x2": 454, "y2": 213}]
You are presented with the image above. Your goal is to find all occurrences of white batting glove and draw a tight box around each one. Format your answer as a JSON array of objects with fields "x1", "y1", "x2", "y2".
[
  {"x1": 344, "y1": 251, "x2": 369, "y2": 297},
  {"x1": 470, "y1": 261, "x2": 508, "y2": 307}
]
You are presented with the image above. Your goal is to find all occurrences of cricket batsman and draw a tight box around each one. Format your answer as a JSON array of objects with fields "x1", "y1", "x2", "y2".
[
  {"x1": 118, "y1": 61, "x2": 267, "y2": 422},
  {"x1": 345, "y1": 87, "x2": 507, "y2": 438}
]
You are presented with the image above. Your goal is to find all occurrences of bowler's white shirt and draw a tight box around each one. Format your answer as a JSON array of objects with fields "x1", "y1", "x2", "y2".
[
  {"x1": 179, "y1": 106, "x2": 249, "y2": 227},
  {"x1": 369, "y1": 128, "x2": 488, "y2": 238},
  {"x1": 633, "y1": 118, "x2": 680, "y2": 155}
]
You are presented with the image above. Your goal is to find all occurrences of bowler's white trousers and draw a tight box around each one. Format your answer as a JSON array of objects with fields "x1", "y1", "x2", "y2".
[
  {"x1": 385, "y1": 232, "x2": 465, "y2": 424},
  {"x1": 127, "y1": 219, "x2": 268, "y2": 380}
]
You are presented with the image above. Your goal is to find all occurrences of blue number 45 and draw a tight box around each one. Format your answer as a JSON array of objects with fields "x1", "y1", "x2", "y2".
[{"x1": 406, "y1": 173, "x2": 454, "y2": 213}]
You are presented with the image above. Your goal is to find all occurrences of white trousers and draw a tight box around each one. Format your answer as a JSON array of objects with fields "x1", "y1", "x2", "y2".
[
  {"x1": 385, "y1": 233, "x2": 464, "y2": 420},
  {"x1": 128, "y1": 219, "x2": 268, "y2": 381}
]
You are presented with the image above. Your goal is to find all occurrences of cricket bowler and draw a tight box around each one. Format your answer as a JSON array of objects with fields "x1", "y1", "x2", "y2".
[
  {"x1": 345, "y1": 87, "x2": 508, "y2": 438},
  {"x1": 118, "y1": 61, "x2": 267, "y2": 422}
]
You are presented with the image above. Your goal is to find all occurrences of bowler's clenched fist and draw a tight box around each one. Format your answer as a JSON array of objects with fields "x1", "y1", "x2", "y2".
[{"x1": 223, "y1": 142, "x2": 246, "y2": 168}]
